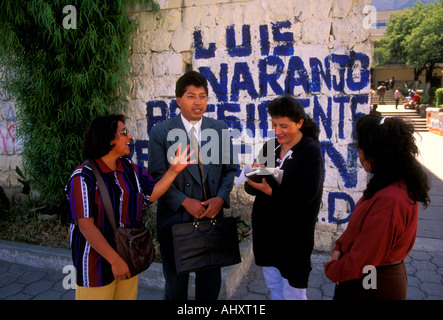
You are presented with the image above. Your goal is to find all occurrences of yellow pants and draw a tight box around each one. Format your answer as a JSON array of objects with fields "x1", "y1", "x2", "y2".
[{"x1": 75, "y1": 275, "x2": 138, "y2": 300}]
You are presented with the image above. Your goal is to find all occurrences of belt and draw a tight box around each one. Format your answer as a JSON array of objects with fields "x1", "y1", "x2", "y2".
[{"x1": 378, "y1": 260, "x2": 403, "y2": 268}]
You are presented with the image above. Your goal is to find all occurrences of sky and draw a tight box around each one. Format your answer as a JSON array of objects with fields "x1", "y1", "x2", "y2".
[{"x1": 371, "y1": 0, "x2": 438, "y2": 11}]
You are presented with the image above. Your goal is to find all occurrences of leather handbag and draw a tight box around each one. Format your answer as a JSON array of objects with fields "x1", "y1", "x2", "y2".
[
  {"x1": 85, "y1": 159, "x2": 155, "y2": 277},
  {"x1": 171, "y1": 216, "x2": 241, "y2": 275}
]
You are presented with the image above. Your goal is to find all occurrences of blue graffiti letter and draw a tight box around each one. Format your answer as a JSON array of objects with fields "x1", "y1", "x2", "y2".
[
  {"x1": 310, "y1": 57, "x2": 331, "y2": 93},
  {"x1": 320, "y1": 141, "x2": 358, "y2": 188},
  {"x1": 272, "y1": 20, "x2": 294, "y2": 56},
  {"x1": 259, "y1": 24, "x2": 270, "y2": 56},
  {"x1": 199, "y1": 64, "x2": 228, "y2": 102},
  {"x1": 313, "y1": 96, "x2": 332, "y2": 139},
  {"x1": 346, "y1": 51, "x2": 370, "y2": 91},
  {"x1": 328, "y1": 192, "x2": 355, "y2": 224},
  {"x1": 146, "y1": 100, "x2": 168, "y2": 135},
  {"x1": 285, "y1": 56, "x2": 309, "y2": 94},
  {"x1": 230, "y1": 62, "x2": 258, "y2": 101},
  {"x1": 331, "y1": 54, "x2": 349, "y2": 92},
  {"x1": 193, "y1": 28, "x2": 216, "y2": 59},
  {"x1": 333, "y1": 95, "x2": 351, "y2": 140},
  {"x1": 226, "y1": 24, "x2": 252, "y2": 57},
  {"x1": 217, "y1": 102, "x2": 242, "y2": 131},
  {"x1": 258, "y1": 55, "x2": 285, "y2": 97}
]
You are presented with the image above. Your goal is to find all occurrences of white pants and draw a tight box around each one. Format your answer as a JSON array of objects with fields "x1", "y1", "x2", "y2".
[{"x1": 262, "y1": 267, "x2": 307, "y2": 300}]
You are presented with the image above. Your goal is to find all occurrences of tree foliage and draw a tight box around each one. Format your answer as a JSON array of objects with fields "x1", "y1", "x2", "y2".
[
  {"x1": 374, "y1": 1, "x2": 443, "y2": 82},
  {"x1": 0, "y1": 0, "x2": 159, "y2": 207}
]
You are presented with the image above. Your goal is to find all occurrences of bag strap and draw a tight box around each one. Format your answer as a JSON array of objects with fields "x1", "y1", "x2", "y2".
[{"x1": 84, "y1": 159, "x2": 117, "y2": 231}]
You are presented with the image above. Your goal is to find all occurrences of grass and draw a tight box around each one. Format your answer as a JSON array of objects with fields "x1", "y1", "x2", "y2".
[
  {"x1": 0, "y1": 216, "x2": 70, "y2": 249},
  {"x1": 0, "y1": 198, "x2": 71, "y2": 249}
]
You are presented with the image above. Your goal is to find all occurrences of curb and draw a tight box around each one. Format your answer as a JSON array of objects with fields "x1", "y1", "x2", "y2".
[
  {"x1": 221, "y1": 236, "x2": 254, "y2": 299},
  {"x1": 0, "y1": 239, "x2": 71, "y2": 271},
  {"x1": 0, "y1": 237, "x2": 253, "y2": 297}
]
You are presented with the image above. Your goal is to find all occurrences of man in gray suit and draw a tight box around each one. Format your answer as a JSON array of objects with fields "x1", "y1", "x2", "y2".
[{"x1": 148, "y1": 71, "x2": 238, "y2": 300}]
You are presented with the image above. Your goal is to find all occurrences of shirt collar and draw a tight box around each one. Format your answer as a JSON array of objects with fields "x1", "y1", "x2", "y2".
[
  {"x1": 181, "y1": 114, "x2": 202, "y2": 137},
  {"x1": 95, "y1": 157, "x2": 124, "y2": 173}
]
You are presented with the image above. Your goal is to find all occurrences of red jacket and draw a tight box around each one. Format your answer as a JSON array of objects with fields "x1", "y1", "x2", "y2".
[{"x1": 324, "y1": 181, "x2": 418, "y2": 283}]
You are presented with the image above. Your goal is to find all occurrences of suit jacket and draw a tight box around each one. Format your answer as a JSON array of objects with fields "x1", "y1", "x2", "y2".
[{"x1": 148, "y1": 115, "x2": 238, "y2": 241}]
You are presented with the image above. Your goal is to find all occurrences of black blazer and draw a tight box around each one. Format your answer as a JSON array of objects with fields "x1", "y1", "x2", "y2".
[{"x1": 251, "y1": 135, "x2": 324, "y2": 288}]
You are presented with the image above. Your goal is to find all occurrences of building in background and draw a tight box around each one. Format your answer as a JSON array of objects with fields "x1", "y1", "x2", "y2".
[{"x1": 370, "y1": 0, "x2": 443, "y2": 90}]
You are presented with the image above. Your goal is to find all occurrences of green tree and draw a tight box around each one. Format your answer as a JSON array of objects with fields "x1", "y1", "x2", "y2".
[
  {"x1": 375, "y1": 1, "x2": 443, "y2": 94},
  {"x1": 0, "y1": 0, "x2": 159, "y2": 209}
]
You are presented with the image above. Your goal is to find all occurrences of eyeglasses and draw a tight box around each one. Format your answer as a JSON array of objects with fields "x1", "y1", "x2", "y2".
[{"x1": 118, "y1": 129, "x2": 130, "y2": 136}]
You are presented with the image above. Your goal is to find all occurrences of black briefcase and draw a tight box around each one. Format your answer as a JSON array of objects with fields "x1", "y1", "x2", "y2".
[{"x1": 171, "y1": 217, "x2": 241, "y2": 275}]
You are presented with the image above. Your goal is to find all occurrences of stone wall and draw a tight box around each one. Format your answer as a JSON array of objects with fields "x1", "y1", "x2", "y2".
[
  {"x1": 126, "y1": 0, "x2": 372, "y2": 251},
  {"x1": 0, "y1": 0, "x2": 373, "y2": 251},
  {"x1": 0, "y1": 87, "x2": 21, "y2": 197}
]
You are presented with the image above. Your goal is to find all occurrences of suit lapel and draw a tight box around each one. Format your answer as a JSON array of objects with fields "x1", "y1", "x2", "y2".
[
  {"x1": 169, "y1": 115, "x2": 202, "y2": 185},
  {"x1": 200, "y1": 117, "x2": 216, "y2": 181}
]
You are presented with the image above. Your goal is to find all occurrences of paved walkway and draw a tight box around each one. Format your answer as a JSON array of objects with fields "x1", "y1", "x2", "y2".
[
  {"x1": 0, "y1": 106, "x2": 442, "y2": 300},
  {"x1": 0, "y1": 258, "x2": 164, "y2": 300}
]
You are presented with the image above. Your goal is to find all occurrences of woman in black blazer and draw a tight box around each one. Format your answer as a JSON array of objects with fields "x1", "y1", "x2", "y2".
[{"x1": 247, "y1": 95, "x2": 324, "y2": 300}]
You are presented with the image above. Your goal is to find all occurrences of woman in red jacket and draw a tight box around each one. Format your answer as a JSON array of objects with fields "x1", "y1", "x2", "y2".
[{"x1": 324, "y1": 115, "x2": 430, "y2": 300}]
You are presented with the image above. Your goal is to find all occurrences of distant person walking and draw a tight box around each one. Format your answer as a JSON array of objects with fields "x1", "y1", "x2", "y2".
[
  {"x1": 377, "y1": 83, "x2": 386, "y2": 104},
  {"x1": 395, "y1": 88, "x2": 400, "y2": 109},
  {"x1": 389, "y1": 76, "x2": 395, "y2": 90}
]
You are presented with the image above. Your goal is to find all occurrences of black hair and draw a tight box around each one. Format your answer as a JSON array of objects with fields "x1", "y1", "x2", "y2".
[
  {"x1": 354, "y1": 115, "x2": 430, "y2": 207},
  {"x1": 175, "y1": 71, "x2": 209, "y2": 98},
  {"x1": 267, "y1": 94, "x2": 319, "y2": 141},
  {"x1": 82, "y1": 114, "x2": 125, "y2": 159}
]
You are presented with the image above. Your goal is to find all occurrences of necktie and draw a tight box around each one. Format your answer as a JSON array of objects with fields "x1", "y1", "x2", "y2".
[{"x1": 190, "y1": 126, "x2": 207, "y2": 201}]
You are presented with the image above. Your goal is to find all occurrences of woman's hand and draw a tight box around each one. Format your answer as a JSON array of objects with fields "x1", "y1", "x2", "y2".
[
  {"x1": 169, "y1": 143, "x2": 195, "y2": 174},
  {"x1": 326, "y1": 250, "x2": 342, "y2": 285},
  {"x1": 330, "y1": 250, "x2": 341, "y2": 261},
  {"x1": 248, "y1": 162, "x2": 271, "y2": 194},
  {"x1": 150, "y1": 144, "x2": 195, "y2": 202},
  {"x1": 247, "y1": 178, "x2": 272, "y2": 196},
  {"x1": 110, "y1": 256, "x2": 132, "y2": 281},
  {"x1": 251, "y1": 161, "x2": 265, "y2": 168}
]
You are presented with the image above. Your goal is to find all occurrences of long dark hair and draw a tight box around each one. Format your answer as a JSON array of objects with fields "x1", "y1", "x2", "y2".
[
  {"x1": 267, "y1": 94, "x2": 319, "y2": 141},
  {"x1": 354, "y1": 115, "x2": 430, "y2": 207},
  {"x1": 82, "y1": 114, "x2": 125, "y2": 159}
]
